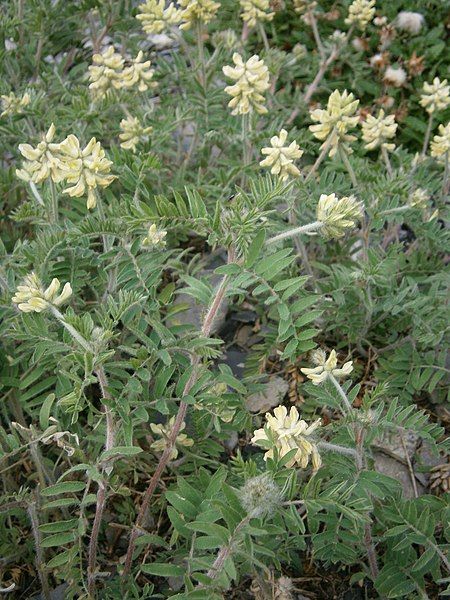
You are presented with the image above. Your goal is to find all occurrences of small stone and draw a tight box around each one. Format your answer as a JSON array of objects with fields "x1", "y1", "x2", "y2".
[{"x1": 246, "y1": 376, "x2": 289, "y2": 413}]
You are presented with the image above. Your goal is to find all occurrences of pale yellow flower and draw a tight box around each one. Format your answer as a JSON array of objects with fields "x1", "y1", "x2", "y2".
[
  {"x1": 12, "y1": 273, "x2": 72, "y2": 313},
  {"x1": 88, "y1": 46, "x2": 125, "y2": 100},
  {"x1": 251, "y1": 405, "x2": 322, "y2": 469},
  {"x1": 121, "y1": 51, "x2": 156, "y2": 92},
  {"x1": 16, "y1": 123, "x2": 65, "y2": 184},
  {"x1": 58, "y1": 135, "x2": 115, "y2": 210},
  {"x1": 409, "y1": 188, "x2": 429, "y2": 209},
  {"x1": 223, "y1": 53, "x2": 270, "y2": 116},
  {"x1": 301, "y1": 349, "x2": 353, "y2": 385},
  {"x1": 150, "y1": 417, "x2": 194, "y2": 459},
  {"x1": 119, "y1": 116, "x2": 153, "y2": 152},
  {"x1": 142, "y1": 223, "x2": 167, "y2": 247},
  {"x1": 430, "y1": 123, "x2": 450, "y2": 158},
  {"x1": 309, "y1": 89, "x2": 360, "y2": 157},
  {"x1": 260, "y1": 129, "x2": 303, "y2": 180},
  {"x1": 178, "y1": 0, "x2": 220, "y2": 30},
  {"x1": 361, "y1": 109, "x2": 397, "y2": 152},
  {"x1": 345, "y1": 0, "x2": 376, "y2": 30},
  {"x1": 136, "y1": 0, "x2": 181, "y2": 33},
  {"x1": 1, "y1": 91, "x2": 30, "y2": 117},
  {"x1": 316, "y1": 193, "x2": 363, "y2": 238},
  {"x1": 419, "y1": 78, "x2": 450, "y2": 115},
  {"x1": 240, "y1": 0, "x2": 275, "y2": 28},
  {"x1": 293, "y1": 0, "x2": 317, "y2": 15}
]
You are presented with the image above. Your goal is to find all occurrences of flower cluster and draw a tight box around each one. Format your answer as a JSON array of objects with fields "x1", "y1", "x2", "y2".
[
  {"x1": 223, "y1": 53, "x2": 270, "y2": 115},
  {"x1": 150, "y1": 417, "x2": 193, "y2": 459},
  {"x1": 1, "y1": 91, "x2": 30, "y2": 118},
  {"x1": 142, "y1": 223, "x2": 167, "y2": 247},
  {"x1": 409, "y1": 188, "x2": 429, "y2": 210},
  {"x1": 309, "y1": 89, "x2": 359, "y2": 157},
  {"x1": 361, "y1": 109, "x2": 397, "y2": 152},
  {"x1": 16, "y1": 123, "x2": 65, "y2": 184},
  {"x1": 120, "y1": 51, "x2": 156, "y2": 92},
  {"x1": 88, "y1": 47, "x2": 155, "y2": 100},
  {"x1": 119, "y1": 116, "x2": 153, "y2": 152},
  {"x1": 136, "y1": 0, "x2": 181, "y2": 33},
  {"x1": 430, "y1": 123, "x2": 450, "y2": 158},
  {"x1": 17, "y1": 125, "x2": 115, "y2": 209},
  {"x1": 293, "y1": 0, "x2": 317, "y2": 15},
  {"x1": 57, "y1": 135, "x2": 115, "y2": 209},
  {"x1": 240, "y1": 0, "x2": 275, "y2": 28},
  {"x1": 316, "y1": 193, "x2": 363, "y2": 239},
  {"x1": 88, "y1": 46, "x2": 125, "y2": 99},
  {"x1": 301, "y1": 349, "x2": 353, "y2": 385},
  {"x1": 178, "y1": 0, "x2": 220, "y2": 30},
  {"x1": 345, "y1": 0, "x2": 376, "y2": 30},
  {"x1": 12, "y1": 273, "x2": 72, "y2": 313},
  {"x1": 419, "y1": 78, "x2": 450, "y2": 115},
  {"x1": 251, "y1": 405, "x2": 322, "y2": 470},
  {"x1": 260, "y1": 129, "x2": 303, "y2": 180}
]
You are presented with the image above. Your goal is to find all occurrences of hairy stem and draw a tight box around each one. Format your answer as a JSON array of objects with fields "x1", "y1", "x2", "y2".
[
  {"x1": 27, "y1": 496, "x2": 51, "y2": 600},
  {"x1": 421, "y1": 113, "x2": 434, "y2": 157},
  {"x1": 381, "y1": 146, "x2": 392, "y2": 177},
  {"x1": 123, "y1": 248, "x2": 235, "y2": 576},
  {"x1": 49, "y1": 179, "x2": 58, "y2": 224},
  {"x1": 308, "y1": 10, "x2": 325, "y2": 60},
  {"x1": 329, "y1": 374, "x2": 353, "y2": 414},
  {"x1": 258, "y1": 22, "x2": 270, "y2": 52},
  {"x1": 339, "y1": 144, "x2": 358, "y2": 189},
  {"x1": 304, "y1": 130, "x2": 336, "y2": 183},
  {"x1": 266, "y1": 221, "x2": 323, "y2": 245},
  {"x1": 87, "y1": 366, "x2": 115, "y2": 597}
]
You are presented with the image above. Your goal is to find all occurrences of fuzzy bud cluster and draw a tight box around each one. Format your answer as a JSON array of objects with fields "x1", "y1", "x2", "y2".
[
  {"x1": 395, "y1": 11, "x2": 424, "y2": 35},
  {"x1": 223, "y1": 53, "x2": 270, "y2": 115},
  {"x1": 12, "y1": 273, "x2": 72, "y2": 314},
  {"x1": 142, "y1": 223, "x2": 167, "y2": 248},
  {"x1": 239, "y1": 473, "x2": 283, "y2": 518},
  {"x1": 316, "y1": 193, "x2": 363, "y2": 238},
  {"x1": 361, "y1": 109, "x2": 397, "y2": 152}
]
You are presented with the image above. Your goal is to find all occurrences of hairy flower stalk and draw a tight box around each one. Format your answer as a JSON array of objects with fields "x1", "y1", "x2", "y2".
[
  {"x1": 123, "y1": 246, "x2": 236, "y2": 576},
  {"x1": 136, "y1": 0, "x2": 181, "y2": 33},
  {"x1": 267, "y1": 192, "x2": 362, "y2": 245},
  {"x1": 251, "y1": 406, "x2": 322, "y2": 469}
]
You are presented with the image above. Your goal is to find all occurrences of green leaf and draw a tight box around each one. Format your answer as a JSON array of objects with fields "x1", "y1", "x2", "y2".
[
  {"x1": 41, "y1": 481, "x2": 86, "y2": 496},
  {"x1": 41, "y1": 532, "x2": 77, "y2": 547},
  {"x1": 141, "y1": 563, "x2": 185, "y2": 577},
  {"x1": 100, "y1": 446, "x2": 143, "y2": 461},
  {"x1": 246, "y1": 229, "x2": 266, "y2": 268}
]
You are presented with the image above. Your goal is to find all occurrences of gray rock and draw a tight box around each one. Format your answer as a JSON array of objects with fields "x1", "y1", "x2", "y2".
[{"x1": 246, "y1": 376, "x2": 289, "y2": 413}]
